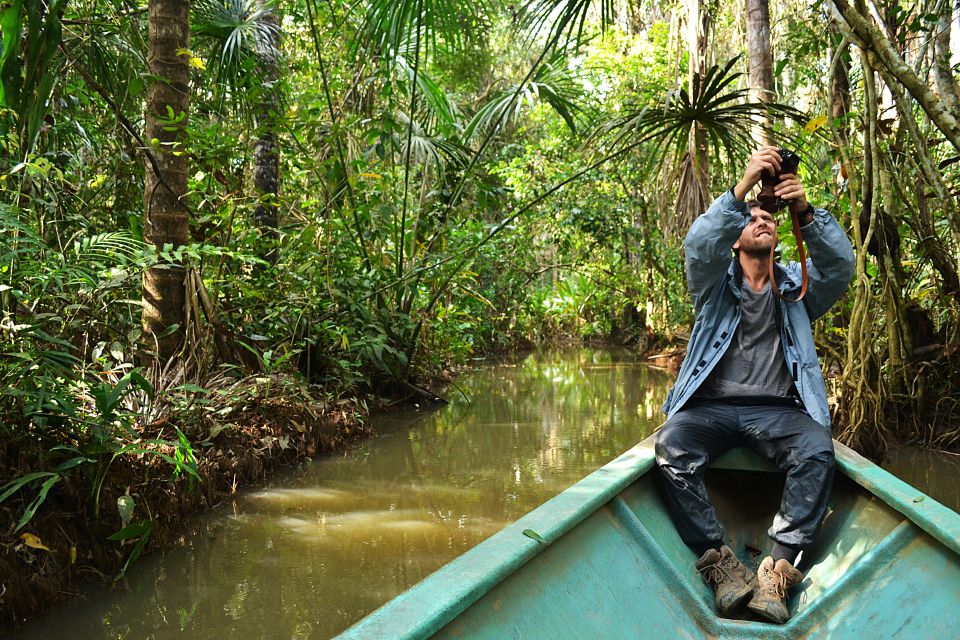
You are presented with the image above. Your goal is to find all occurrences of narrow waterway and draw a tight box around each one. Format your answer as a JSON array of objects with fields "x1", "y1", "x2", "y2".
[
  {"x1": 12, "y1": 348, "x2": 670, "y2": 639},
  {"x1": 11, "y1": 348, "x2": 959, "y2": 639}
]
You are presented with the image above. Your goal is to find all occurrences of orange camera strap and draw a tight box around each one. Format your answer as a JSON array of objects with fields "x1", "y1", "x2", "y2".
[{"x1": 769, "y1": 207, "x2": 808, "y2": 303}]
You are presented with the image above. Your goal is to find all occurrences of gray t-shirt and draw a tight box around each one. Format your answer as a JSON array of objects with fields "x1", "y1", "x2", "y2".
[{"x1": 694, "y1": 280, "x2": 796, "y2": 399}]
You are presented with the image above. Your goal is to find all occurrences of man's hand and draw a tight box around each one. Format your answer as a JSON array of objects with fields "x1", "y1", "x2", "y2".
[
  {"x1": 775, "y1": 174, "x2": 813, "y2": 223},
  {"x1": 733, "y1": 146, "x2": 782, "y2": 201}
]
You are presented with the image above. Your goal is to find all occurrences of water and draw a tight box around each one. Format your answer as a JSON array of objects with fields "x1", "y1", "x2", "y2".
[
  {"x1": 13, "y1": 348, "x2": 959, "y2": 639},
  {"x1": 881, "y1": 446, "x2": 960, "y2": 513},
  {"x1": 12, "y1": 348, "x2": 671, "y2": 639}
]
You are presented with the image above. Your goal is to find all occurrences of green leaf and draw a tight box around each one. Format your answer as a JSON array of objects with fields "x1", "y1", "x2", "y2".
[
  {"x1": 0, "y1": 1, "x2": 26, "y2": 109},
  {"x1": 56, "y1": 456, "x2": 92, "y2": 472},
  {"x1": 0, "y1": 471, "x2": 58, "y2": 504},
  {"x1": 117, "y1": 495, "x2": 136, "y2": 527},
  {"x1": 522, "y1": 528, "x2": 546, "y2": 544},
  {"x1": 111, "y1": 520, "x2": 153, "y2": 582},
  {"x1": 15, "y1": 475, "x2": 61, "y2": 532},
  {"x1": 107, "y1": 520, "x2": 151, "y2": 541}
]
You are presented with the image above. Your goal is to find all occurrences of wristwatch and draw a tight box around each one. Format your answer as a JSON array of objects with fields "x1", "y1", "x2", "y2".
[{"x1": 798, "y1": 204, "x2": 815, "y2": 226}]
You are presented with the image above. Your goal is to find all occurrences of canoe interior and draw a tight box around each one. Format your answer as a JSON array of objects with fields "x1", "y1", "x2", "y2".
[{"x1": 431, "y1": 450, "x2": 960, "y2": 640}]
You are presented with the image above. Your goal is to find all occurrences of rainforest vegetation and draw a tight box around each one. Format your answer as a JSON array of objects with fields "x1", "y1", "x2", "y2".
[{"x1": 1, "y1": 0, "x2": 959, "y2": 625}]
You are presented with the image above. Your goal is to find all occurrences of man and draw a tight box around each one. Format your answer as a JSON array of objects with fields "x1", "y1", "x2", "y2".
[{"x1": 655, "y1": 147, "x2": 855, "y2": 624}]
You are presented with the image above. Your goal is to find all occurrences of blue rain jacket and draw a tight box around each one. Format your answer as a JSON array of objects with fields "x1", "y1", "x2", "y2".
[{"x1": 661, "y1": 190, "x2": 855, "y2": 429}]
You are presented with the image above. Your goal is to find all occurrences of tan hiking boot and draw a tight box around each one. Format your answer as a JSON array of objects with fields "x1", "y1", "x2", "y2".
[
  {"x1": 747, "y1": 556, "x2": 803, "y2": 624},
  {"x1": 695, "y1": 545, "x2": 755, "y2": 615}
]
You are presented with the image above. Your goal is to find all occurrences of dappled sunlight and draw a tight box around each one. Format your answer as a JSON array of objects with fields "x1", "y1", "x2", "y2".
[{"x1": 247, "y1": 486, "x2": 353, "y2": 506}]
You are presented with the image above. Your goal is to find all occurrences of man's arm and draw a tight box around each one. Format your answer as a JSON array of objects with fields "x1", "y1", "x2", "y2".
[
  {"x1": 798, "y1": 210, "x2": 856, "y2": 320},
  {"x1": 684, "y1": 191, "x2": 749, "y2": 310},
  {"x1": 685, "y1": 147, "x2": 784, "y2": 310},
  {"x1": 774, "y1": 175, "x2": 855, "y2": 320}
]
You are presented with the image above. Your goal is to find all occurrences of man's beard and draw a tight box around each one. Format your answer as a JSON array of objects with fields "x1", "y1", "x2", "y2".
[{"x1": 738, "y1": 235, "x2": 776, "y2": 256}]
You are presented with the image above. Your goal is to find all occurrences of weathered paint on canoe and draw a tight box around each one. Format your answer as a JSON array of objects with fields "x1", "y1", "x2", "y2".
[{"x1": 338, "y1": 436, "x2": 960, "y2": 639}]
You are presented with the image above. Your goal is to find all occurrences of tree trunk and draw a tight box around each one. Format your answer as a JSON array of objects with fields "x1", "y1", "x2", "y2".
[
  {"x1": 830, "y1": 36, "x2": 851, "y2": 123},
  {"x1": 142, "y1": 0, "x2": 190, "y2": 361},
  {"x1": 746, "y1": 0, "x2": 775, "y2": 144},
  {"x1": 672, "y1": 0, "x2": 710, "y2": 235},
  {"x1": 934, "y1": 0, "x2": 960, "y2": 115},
  {"x1": 252, "y1": 6, "x2": 281, "y2": 267},
  {"x1": 831, "y1": 0, "x2": 960, "y2": 151}
]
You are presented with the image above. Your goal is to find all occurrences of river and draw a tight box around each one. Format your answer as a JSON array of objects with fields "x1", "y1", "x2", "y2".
[{"x1": 11, "y1": 348, "x2": 959, "y2": 639}]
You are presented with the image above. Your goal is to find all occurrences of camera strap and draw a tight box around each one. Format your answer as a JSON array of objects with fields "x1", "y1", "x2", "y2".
[{"x1": 769, "y1": 207, "x2": 808, "y2": 303}]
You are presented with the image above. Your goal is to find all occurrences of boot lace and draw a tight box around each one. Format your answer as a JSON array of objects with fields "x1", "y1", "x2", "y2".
[
  {"x1": 759, "y1": 565, "x2": 790, "y2": 600},
  {"x1": 697, "y1": 553, "x2": 741, "y2": 586}
]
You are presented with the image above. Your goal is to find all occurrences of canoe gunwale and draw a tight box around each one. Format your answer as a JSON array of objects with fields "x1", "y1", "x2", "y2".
[{"x1": 833, "y1": 440, "x2": 960, "y2": 558}]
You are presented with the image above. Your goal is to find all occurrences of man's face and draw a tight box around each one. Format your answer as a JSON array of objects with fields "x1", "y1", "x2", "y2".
[{"x1": 734, "y1": 207, "x2": 777, "y2": 256}]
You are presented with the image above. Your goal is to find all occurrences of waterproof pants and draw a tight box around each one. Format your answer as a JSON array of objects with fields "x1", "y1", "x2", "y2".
[{"x1": 654, "y1": 401, "x2": 835, "y2": 550}]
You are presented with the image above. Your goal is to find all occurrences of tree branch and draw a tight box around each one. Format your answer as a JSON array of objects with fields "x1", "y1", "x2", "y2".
[{"x1": 831, "y1": 0, "x2": 960, "y2": 151}]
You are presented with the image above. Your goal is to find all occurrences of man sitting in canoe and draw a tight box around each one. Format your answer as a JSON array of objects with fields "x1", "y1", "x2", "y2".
[{"x1": 656, "y1": 146, "x2": 855, "y2": 624}]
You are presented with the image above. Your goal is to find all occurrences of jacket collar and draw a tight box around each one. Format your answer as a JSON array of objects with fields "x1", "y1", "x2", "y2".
[{"x1": 727, "y1": 257, "x2": 798, "y2": 296}]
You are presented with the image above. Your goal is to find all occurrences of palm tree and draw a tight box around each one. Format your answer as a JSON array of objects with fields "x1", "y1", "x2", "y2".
[
  {"x1": 251, "y1": 5, "x2": 281, "y2": 265},
  {"x1": 142, "y1": 0, "x2": 191, "y2": 361}
]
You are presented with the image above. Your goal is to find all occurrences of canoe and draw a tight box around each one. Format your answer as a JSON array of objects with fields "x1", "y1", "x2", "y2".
[{"x1": 338, "y1": 434, "x2": 960, "y2": 639}]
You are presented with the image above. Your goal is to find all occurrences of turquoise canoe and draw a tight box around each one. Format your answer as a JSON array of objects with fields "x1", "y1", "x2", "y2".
[{"x1": 338, "y1": 435, "x2": 960, "y2": 639}]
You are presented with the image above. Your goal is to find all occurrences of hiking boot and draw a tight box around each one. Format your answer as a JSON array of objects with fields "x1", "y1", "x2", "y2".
[
  {"x1": 747, "y1": 556, "x2": 803, "y2": 624},
  {"x1": 695, "y1": 545, "x2": 755, "y2": 615}
]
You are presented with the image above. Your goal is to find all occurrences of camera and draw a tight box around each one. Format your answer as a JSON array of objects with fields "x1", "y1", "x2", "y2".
[{"x1": 757, "y1": 148, "x2": 801, "y2": 213}]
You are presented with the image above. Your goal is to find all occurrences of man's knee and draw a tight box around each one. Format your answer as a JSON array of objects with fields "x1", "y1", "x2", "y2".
[
  {"x1": 803, "y1": 449, "x2": 835, "y2": 473},
  {"x1": 799, "y1": 428, "x2": 835, "y2": 468},
  {"x1": 654, "y1": 418, "x2": 684, "y2": 465},
  {"x1": 655, "y1": 415, "x2": 711, "y2": 472}
]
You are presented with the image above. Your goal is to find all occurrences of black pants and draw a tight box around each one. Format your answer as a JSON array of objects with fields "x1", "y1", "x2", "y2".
[{"x1": 654, "y1": 401, "x2": 835, "y2": 550}]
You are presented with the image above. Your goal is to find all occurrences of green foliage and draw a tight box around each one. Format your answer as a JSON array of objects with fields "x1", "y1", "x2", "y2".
[
  {"x1": 107, "y1": 519, "x2": 153, "y2": 581},
  {"x1": 465, "y1": 53, "x2": 584, "y2": 139},
  {"x1": 0, "y1": 0, "x2": 66, "y2": 158},
  {"x1": 599, "y1": 57, "x2": 805, "y2": 183},
  {"x1": 192, "y1": 0, "x2": 281, "y2": 113},
  {"x1": 0, "y1": 471, "x2": 60, "y2": 532},
  {"x1": 3, "y1": 0, "x2": 960, "y2": 565}
]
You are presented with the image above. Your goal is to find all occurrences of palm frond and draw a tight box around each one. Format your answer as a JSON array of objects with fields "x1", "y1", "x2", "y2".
[
  {"x1": 597, "y1": 57, "x2": 805, "y2": 178},
  {"x1": 390, "y1": 110, "x2": 468, "y2": 175},
  {"x1": 395, "y1": 53, "x2": 460, "y2": 129},
  {"x1": 192, "y1": 0, "x2": 280, "y2": 69},
  {"x1": 354, "y1": 0, "x2": 492, "y2": 65},
  {"x1": 70, "y1": 232, "x2": 143, "y2": 264},
  {"x1": 464, "y1": 55, "x2": 583, "y2": 141},
  {"x1": 519, "y1": 0, "x2": 615, "y2": 47}
]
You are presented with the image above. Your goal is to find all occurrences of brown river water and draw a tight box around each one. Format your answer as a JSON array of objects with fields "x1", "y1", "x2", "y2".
[{"x1": 11, "y1": 348, "x2": 959, "y2": 639}]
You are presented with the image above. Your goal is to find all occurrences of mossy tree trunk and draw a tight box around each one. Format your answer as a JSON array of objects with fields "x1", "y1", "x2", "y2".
[{"x1": 142, "y1": 0, "x2": 190, "y2": 361}]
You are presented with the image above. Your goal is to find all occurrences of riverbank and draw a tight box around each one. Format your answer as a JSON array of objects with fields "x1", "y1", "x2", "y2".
[{"x1": 0, "y1": 373, "x2": 373, "y2": 631}]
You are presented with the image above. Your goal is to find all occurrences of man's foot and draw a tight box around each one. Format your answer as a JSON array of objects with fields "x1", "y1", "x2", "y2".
[
  {"x1": 695, "y1": 545, "x2": 755, "y2": 615},
  {"x1": 747, "y1": 556, "x2": 803, "y2": 624}
]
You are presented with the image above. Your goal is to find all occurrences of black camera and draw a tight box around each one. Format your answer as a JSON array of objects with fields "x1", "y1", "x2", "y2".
[{"x1": 757, "y1": 148, "x2": 801, "y2": 213}]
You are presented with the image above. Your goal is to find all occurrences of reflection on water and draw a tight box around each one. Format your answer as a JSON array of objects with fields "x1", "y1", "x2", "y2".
[
  {"x1": 13, "y1": 348, "x2": 672, "y2": 640},
  {"x1": 882, "y1": 446, "x2": 960, "y2": 513}
]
